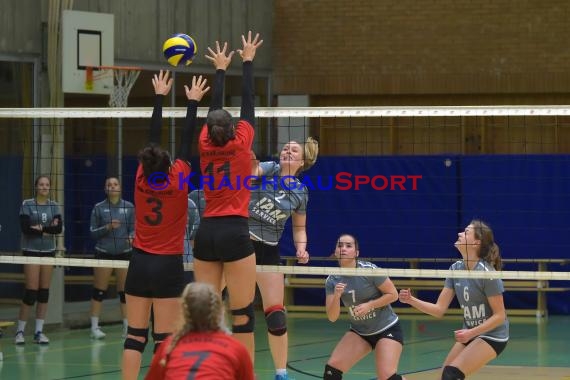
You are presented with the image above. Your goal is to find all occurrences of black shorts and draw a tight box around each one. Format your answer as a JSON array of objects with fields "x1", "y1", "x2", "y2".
[
  {"x1": 124, "y1": 248, "x2": 184, "y2": 298},
  {"x1": 351, "y1": 321, "x2": 404, "y2": 349},
  {"x1": 463, "y1": 337, "x2": 508, "y2": 356},
  {"x1": 95, "y1": 251, "x2": 132, "y2": 261},
  {"x1": 194, "y1": 216, "x2": 254, "y2": 263},
  {"x1": 253, "y1": 240, "x2": 280, "y2": 265},
  {"x1": 23, "y1": 250, "x2": 56, "y2": 258}
]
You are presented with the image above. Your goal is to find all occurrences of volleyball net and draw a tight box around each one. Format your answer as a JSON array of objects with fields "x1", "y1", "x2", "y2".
[{"x1": 0, "y1": 106, "x2": 569, "y2": 315}]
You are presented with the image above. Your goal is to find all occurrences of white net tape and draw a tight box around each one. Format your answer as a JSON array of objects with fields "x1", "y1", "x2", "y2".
[
  {"x1": 108, "y1": 69, "x2": 141, "y2": 108},
  {"x1": 0, "y1": 256, "x2": 569, "y2": 280},
  {"x1": 3, "y1": 105, "x2": 570, "y2": 119}
]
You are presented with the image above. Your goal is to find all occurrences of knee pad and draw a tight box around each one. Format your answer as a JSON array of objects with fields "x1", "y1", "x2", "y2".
[
  {"x1": 264, "y1": 305, "x2": 287, "y2": 336},
  {"x1": 91, "y1": 288, "x2": 107, "y2": 302},
  {"x1": 152, "y1": 332, "x2": 170, "y2": 353},
  {"x1": 441, "y1": 366, "x2": 465, "y2": 380},
  {"x1": 323, "y1": 364, "x2": 343, "y2": 380},
  {"x1": 118, "y1": 291, "x2": 126, "y2": 304},
  {"x1": 387, "y1": 374, "x2": 403, "y2": 380},
  {"x1": 37, "y1": 288, "x2": 49, "y2": 303},
  {"x1": 123, "y1": 326, "x2": 149, "y2": 353},
  {"x1": 231, "y1": 302, "x2": 255, "y2": 334},
  {"x1": 22, "y1": 289, "x2": 38, "y2": 306},
  {"x1": 152, "y1": 331, "x2": 170, "y2": 343}
]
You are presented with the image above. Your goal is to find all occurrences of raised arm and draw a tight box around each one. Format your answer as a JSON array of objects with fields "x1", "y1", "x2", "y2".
[
  {"x1": 177, "y1": 75, "x2": 210, "y2": 161},
  {"x1": 149, "y1": 70, "x2": 173, "y2": 145},
  {"x1": 237, "y1": 31, "x2": 263, "y2": 125},
  {"x1": 205, "y1": 41, "x2": 234, "y2": 112}
]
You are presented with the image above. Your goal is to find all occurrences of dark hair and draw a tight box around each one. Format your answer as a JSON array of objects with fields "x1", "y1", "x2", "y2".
[
  {"x1": 35, "y1": 175, "x2": 50, "y2": 188},
  {"x1": 206, "y1": 109, "x2": 235, "y2": 147},
  {"x1": 105, "y1": 176, "x2": 120, "y2": 185},
  {"x1": 138, "y1": 144, "x2": 171, "y2": 179},
  {"x1": 337, "y1": 233, "x2": 359, "y2": 251},
  {"x1": 471, "y1": 219, "x2": 502, "y2": 270}
]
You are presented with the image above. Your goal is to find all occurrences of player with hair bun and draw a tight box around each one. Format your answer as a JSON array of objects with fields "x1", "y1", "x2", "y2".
[
  {"x1": 193, "y1": 31, "x2": 263, "y2": 362},
  {"x1": 122, "y1": 70, "x2": 209, "y2": 380}
]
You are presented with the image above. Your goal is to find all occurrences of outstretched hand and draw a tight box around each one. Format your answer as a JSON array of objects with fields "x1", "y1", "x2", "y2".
[
  {"x1": 237, "y1": 31, "x2": 263, "y2": 62},
  {"x1": 184, "y1": 75, "x2": 210, "y2": 102},
  {"x1": 152, "y1": 70, "x2": 173, "y2": 95},
  {"x1": 205, "y1": 41, "x2": 235, "y2": 71}
]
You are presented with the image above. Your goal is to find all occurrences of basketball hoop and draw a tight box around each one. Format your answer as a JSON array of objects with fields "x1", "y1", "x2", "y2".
[{"x1": 86, "y1": 65, "x2": 142, "y2": 107}]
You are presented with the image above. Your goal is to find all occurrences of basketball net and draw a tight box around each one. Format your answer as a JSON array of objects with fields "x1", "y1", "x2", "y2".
[
  {"x1": 85, "y1": 66, "x2": 141, "y2": 107},
  {"x1": 109, "y1": 68, "x2": 141, "y2": 107}
]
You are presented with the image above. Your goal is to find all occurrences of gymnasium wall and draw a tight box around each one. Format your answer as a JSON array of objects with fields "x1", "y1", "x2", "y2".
[
  {"x1": 0, "y1": 0, "x2": 274, "y2": 74},
  {"x1": 273, "y1": 0, "x2": 570, "y2": 101}
]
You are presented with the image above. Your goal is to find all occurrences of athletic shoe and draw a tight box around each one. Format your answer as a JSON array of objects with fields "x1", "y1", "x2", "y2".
[
  {"x1": 275, "y1": 374, "x2": 293, "y2": 380},
  {"x1": 90, "y1": 327, "x2": 106, "y2": 340},
  {"x1": 33, "y1": 331, "x2": 49, "y2": 344},
  {"x1": 14, "y1": 331, "x2": 25, "y2": 345}
]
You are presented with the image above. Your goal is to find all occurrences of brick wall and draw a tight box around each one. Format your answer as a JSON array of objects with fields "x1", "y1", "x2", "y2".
[{"x1": 273, "y1": 0, "x2": 570, "y2": 100}]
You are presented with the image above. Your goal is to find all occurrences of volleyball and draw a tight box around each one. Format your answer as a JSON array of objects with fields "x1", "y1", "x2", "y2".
[{"x1": 162, "y1": 34, "x2": 197, "y2": 67}]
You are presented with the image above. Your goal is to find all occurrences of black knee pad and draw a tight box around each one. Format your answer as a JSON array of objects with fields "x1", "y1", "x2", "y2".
[
  {"x1": 91, "y1": 287, "x2": 107, "y2": 302},
  {"x1": 22, "y1": 289, "x2": 38, "y2": 306},
  {"x1": 323, "y1": 364, "x2": 343, "y2": 380},
  {"x1": 152, "y1": 332, "x2": 171, "y2": 353},
  {"x1": 152, "y1": 331, "x2": 170, "y2": 343},
  {"x1": 387, "y1": 374, "x2": 403, "y2": 380},
  {"x1": 441, "y1": 365, "x2": 465, "y2": 380},
  {"x1": 123, "y1": 326, "x2": 148, "y2": 353},
  {"x1": 118, "y1": 291, "x2": 126, "y2": 304},
  {"x1": 37, "y1": 288, "x2": 49, "y2": 303},
  {"x1": 231, "y1": 302, "x2": 255, "y2": 333},
  {"x1": 265, "y1": 305, "x2": 287, "y2": 336}
]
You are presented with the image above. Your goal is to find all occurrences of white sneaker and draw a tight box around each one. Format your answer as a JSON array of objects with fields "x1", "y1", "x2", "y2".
[
  {"x1": 33, "y1": 331, "x2": 49, "y2": 344},
  {"x1": 14, "y1": 331, "x2": 25, "y2": 345},
  {"x1": 90, "y1": 328, "x2": 106, "y2": 340}
]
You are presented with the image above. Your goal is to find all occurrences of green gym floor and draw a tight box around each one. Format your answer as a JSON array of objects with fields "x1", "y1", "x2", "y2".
[{"x1": 1, "y1": 313, "x2": 569, "y2": 380}]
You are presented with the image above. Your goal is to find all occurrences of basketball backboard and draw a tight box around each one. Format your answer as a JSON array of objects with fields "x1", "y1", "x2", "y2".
[{"x1": 62, "y1": 10, "x2": 114, "y2": 95}]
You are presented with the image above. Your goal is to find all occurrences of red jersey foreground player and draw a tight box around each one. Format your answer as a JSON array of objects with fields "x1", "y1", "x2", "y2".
[
  {"x1": 193, "y1": 31, "x2": 263, "y2": 362},
  {"x1": 145, "y1": 282, "x2": 254, "y2": 380},
  {"x1": 122, "y1": 72, "x2": 209, "y2": 380}
]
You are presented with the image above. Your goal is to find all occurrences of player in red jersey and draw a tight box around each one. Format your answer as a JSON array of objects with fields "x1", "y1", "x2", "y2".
[
  {"x1": 145, "y1": 282, "x2": 254, "y2": 380},
  {"x1": 122, "y1": 71, "x2": 210, "y2": 380},
  {"x1": 193, "y1": 31, "x2": 263, "y2": 362}
]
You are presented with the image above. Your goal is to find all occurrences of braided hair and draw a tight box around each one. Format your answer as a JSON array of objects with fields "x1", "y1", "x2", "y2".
[{"x1": 160, "y1": 282, "x2": 228, "y2": 367}]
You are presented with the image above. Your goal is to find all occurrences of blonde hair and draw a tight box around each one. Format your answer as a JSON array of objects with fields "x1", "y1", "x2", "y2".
[
  {"x1": 160, "y1": 282, "x2": 227, "y2": 367},
  {"x1": 300, "y1": 137, "x2": 319, "y2": 174}
]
